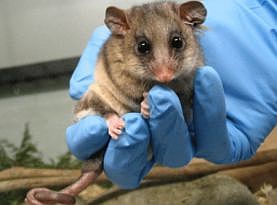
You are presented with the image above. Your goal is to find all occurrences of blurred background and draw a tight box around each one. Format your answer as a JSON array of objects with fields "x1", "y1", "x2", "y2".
[
  {"x1": 0, "y1": 0, "x2": 155, "y2": 161},
  {"x1": 0, "y1": 1, "x2": 276, "y2": 204},
  {"x1": 0, "y1": 0, "x2": 276, "y2": 161}
]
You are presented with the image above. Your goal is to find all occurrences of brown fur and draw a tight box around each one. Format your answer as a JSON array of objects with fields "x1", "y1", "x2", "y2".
[
  {"x1": 25, "y1": 2, "x2": 207, "y2": 205},
  {"x1": 75, "y1": 1, "x2": 205, "y2": 120}
]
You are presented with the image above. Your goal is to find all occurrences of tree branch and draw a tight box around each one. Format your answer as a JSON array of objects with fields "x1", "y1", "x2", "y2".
[{"x1": 0, "y1": 149, "x2": 276, "y2": 193}]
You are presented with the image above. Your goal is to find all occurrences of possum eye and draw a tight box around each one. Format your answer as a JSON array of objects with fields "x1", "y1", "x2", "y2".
[
  {"x1": 171, "y1": 36, "x2": 184, "y2": 50},
  {"x1": 137, "y1": 39, "x2": 151, "y2": 55}
]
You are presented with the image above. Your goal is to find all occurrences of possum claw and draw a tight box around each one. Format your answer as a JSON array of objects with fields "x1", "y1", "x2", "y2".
[
  {"x1": 106, "y1": 114, "x2": 125, "y2": 139},
  {"x1": 141, "y1": 92, "x2": 150, "y2": 118}
]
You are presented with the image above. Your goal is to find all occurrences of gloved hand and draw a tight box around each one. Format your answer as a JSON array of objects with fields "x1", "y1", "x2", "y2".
[
  {"x1": 195, "y1": 0, "x2": 277, "y2": 162},
  {"x1": 66, "y1": 26, "x2": 198, "y2": 188},
  {"x1": 65, "y1": 26, "x2": 221, "y2": 189},
  {"x1": 66, "y1": 0, "x2": 277, "y2": 188}
]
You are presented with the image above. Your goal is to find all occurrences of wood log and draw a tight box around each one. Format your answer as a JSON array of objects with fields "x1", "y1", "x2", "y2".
[
  {"x1": 0, "y1": 149, "x2": 276, "y2": 193},
  {"x1": 220, "y1": 161, "x2": 277, "y2": 192},
  {"x1": 0, "y1": 167, "x2": 80, "y2": 181},
  {"x1": 0, "y1": 172, "x2": 107, "y2": 192},
  {"x1": 143, "y1": 148, "x2": 277, "y2": 183},
  {"x1": 0, "y1": 176, "x2": 76, "y2": 192}
]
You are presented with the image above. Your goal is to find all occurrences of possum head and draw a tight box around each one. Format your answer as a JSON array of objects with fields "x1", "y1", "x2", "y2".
[{"x1": 104, "y1": 1, "x2": 207, "y2": 84}]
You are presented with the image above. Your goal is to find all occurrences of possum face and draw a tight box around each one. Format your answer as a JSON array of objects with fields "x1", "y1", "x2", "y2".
[{"x1": 105, "y1": 1, "x2": 207, "y2": 83}]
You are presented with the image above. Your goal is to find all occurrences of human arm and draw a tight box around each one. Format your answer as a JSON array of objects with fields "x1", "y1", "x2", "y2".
[
  {"x1": 194, "y1": 0, "x2": 277, "y2": 162},
  {"x1": 69, "y1": 26, "x2": 110, "y2": 100},
  {"x1": 66, "y1": 25, "x2": 111, "y2": 160},
  {"x1": 66, "y1": 0, "x2": 277, "y2": 187},
  {"x1": 141, "y1": 0, "x2": 277, "y2": 165}
]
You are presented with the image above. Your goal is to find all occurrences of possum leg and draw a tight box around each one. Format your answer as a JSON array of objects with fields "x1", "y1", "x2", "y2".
[
  {"x1": 25, "y1": 151, "x2": 104, "y2": 205},
  {"x1": 106, "y1": 113, "x2": 125, "y2": 139},
  {"x1": 141, "y1": 92, "x2": 150, "y2": 118}
]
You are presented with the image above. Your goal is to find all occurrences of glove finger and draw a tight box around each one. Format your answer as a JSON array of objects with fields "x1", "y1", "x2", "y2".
[
  {"x1": 66, "y1": 115, "x2": 109, "y2": 160},
  {"x1": 148, "y1": 85, "x2": 194, "y2": 167},
  {"x1": 193, "y1": 66, "x2": 233, "y2": 163},
  {"x1": 69, "y1": 25, "x2": 111, "y2": 99},
  {"x1": 104, "y1": 113, "x2": 153, "y2": 189}
]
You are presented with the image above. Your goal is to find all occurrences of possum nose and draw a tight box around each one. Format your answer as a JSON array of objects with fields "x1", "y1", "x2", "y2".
[
  {"x1": 158, "y1": 72, "x2": 174, "y2": 82},
  {"x1": 153, "y1": 67, "x2": 174, "y2": 83}
]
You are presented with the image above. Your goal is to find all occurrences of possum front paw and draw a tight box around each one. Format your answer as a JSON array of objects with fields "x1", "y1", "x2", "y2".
[
  {"x1": 106, "y1": 114, "x2": 125, "y2": 140},
  {"x1": 141, "y1": 92, "x2": 150, "y2": 118}
]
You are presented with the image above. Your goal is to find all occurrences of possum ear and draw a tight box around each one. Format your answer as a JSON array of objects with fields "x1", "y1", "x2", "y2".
[
  {"x1": 179, "y1": 1, "x2": 207, "y2": 26},
  {"x1": 105, "y1": 6, "x2": 130, "y2": 35}
]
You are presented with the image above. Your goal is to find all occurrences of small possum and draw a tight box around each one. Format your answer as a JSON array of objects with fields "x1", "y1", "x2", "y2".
[{"x1": 25, "y1": 1, "x2": 207, "y2": 204}]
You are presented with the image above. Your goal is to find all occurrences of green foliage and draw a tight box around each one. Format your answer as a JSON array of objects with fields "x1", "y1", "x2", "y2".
[
  {"x1": 0, "y1": 123, "x2": 44, "y2": 170},
  {"x1": 0, "y1": 123, "x2": 81, "y2": 170},
  {"x1": 15, "y1": 123, "x2": 45, "y2": 168},
  {"x1": 0, "y1": 190, "x2": 26, "y2": 205},
  {"x1": 0, "y1": 140, "x2": 14, "y2": 170},
  {"x1": 0, "y1": 123, "x2": 82, "y2": 204},
  {"x1": 53, "y1": 151, "x2": 82, "y2": 169}
]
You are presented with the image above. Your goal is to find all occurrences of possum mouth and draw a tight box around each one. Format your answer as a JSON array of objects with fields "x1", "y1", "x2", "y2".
[
  {"x1": 156, "y1": 73, "x2": 174, "y2": 83},
  {"x1": 152, "y1": 66, "x2": 175, "y2": 83}
]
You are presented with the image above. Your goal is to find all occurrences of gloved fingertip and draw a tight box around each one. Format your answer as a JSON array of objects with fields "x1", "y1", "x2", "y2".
[
  {"x1": 193, "y1": 66, "x2": 233, "y2": 164},
  {"x1": 104, "y1": 113, "x2": 151, "y2": 189},
  {"x1": 89, "y1": 25, "x2": 111, "y2": 46},
  {"x1": 146, "y1": 85, "x2": 193, "y2": 167},
  {"x1": 66, "y1": 115, "x2": 109, "y2": 160},
  {"x1": 68, "y1": 80, "x2": 87, "y2": 100},
  {"x1": 122, "y1": 113, "x2": 150, "y2": 139},
  {"x1": 195, "y1": 66, "x2": 221, "y2": 83},
  {"x1": 194, "y1": 65, "x2": 225, "y2": 114},
  {"x1": 195, "y1": 66, "x2": 223, "y2": 91},
  {"x1": 148, "y1": 85, "x2": 183, "y2": 117}
]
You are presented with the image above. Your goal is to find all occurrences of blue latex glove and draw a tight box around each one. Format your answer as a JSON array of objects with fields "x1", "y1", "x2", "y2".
[
  {"x1": 69, "y1": 26, "x2": 111, "y2": 100},
  {"x1": 66, "y1": 116, "x2": 109, "y2": 160},
  {"x1": 104, "y1": 85, "x2": 197, "y2": 188},
  {"x1": 66, "y1": 0, "x2": 277, "y2": 188},
  {"x1": 195, "y1": 0, "x2": 277, "y2": 162},
  {"x1": 104, "y1": 113, "x2": 152, "y2": 189}
]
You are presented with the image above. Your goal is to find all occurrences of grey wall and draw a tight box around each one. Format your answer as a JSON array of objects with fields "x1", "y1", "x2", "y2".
[
  {"x1": 0, "y1": 0, "x2": 152, "y2": 69},
  {"x1": 0, "y1": 0, "x2": 188, "y2": 160},
  {"x1": 0, "y1": 0, "x2": 150, "y2": 160},
  {"x1": 0, "y1": 88, "x2": 74, "y2": 160}
]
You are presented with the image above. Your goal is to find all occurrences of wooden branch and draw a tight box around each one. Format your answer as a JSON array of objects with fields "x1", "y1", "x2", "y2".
[
  {"x1": 0, "y1": 167, "x2": 80, "y2": 181},
  {"x1": 220, "y1": 161, "x2": 277, "y2": 192},
  {"x1": 0, "y1": 170, "x2": 107, "y2": 192},
  {"x1": 0, "y1": 176, "x2": 76, "y2": 192},
  {"x1": 88, "y1": 161, "x2": 277, "y2": 204},
  {"x1": 144, "y1": 149, "x2": 277, "y2": 182},
  {"x1": 0, "y1": 149, "x2": 276, "y2": 193}
]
